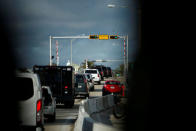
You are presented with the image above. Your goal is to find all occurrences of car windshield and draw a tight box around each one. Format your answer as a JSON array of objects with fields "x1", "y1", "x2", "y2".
[
  {"x1": 106, "y1": 81, "x2": 120, "y2": 85},
  {"x1": 75, "y1": 75, "x2": 84, "y2": 83},
  {"x1": 85, "y1": 70, "x2": 97, "y2": 74}
]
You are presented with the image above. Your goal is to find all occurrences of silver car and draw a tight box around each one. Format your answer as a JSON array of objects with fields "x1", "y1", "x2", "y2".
[
  {"x1": 42, "y1": 86, "x2": 56, "y2": 122},
  {"x1": 85, "y1": 73, "x2": 95, "y2": 91}
]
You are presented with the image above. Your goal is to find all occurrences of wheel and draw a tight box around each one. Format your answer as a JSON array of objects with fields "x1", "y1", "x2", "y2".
[
  {"x1": 50, "y1": 112, "x2": 56, "y2": 122},
  {"x1": 102, "y1": 90, "x2": 106, "y2": 96},
  {"x1": 65, "y1": 100, "x2": 74, "y2": 108},
  {"x1": 70, "y1": 100, "x2": 75, "y2": 107},
  {"x1": 113, "y1": 103, "x2": 125, "y2": 119},
  {"x1": 85, "y1": 94, "x2": 89, "y2": 99}
]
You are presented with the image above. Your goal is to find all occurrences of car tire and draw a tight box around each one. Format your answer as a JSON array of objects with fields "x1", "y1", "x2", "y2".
[
  {"x1": 85, "y1": 94, "x2": 89, "y2": 99},
  {"x1": 50, "y1": 112, "x2": 56, "y2": 122},
  {"x1": 70, "y1": 100, "x2": 75, "y2": 107}
]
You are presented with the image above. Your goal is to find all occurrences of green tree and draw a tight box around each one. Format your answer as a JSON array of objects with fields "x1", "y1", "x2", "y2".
[
  {"x1": 114, "y1": 64, "x2": 124, "y2": 76},
  {"x1": 80, "y1": 60, "x2": 95, "y2": 69}
]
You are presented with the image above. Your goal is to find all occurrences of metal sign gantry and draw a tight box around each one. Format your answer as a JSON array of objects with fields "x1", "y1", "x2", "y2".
[{"x1": 49, "y1": 34, "x2": 129, "y2": 73}]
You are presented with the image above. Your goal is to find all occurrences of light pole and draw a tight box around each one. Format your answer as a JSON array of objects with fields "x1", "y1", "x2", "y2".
[
  {"x1": 49, "y1": 35, "x2": 52, "y2": 66},
  {"x1": 71, "y1": 39, "x2": 72, "y2": 66}
]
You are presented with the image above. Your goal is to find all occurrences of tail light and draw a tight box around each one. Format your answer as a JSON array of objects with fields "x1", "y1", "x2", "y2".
[
  {"x1": 36, "y1": 99, "x2": 42, "y2": 125},
  {"x1": 97, "y1": 74, "x2": 99, "y2": 77},
  {"x1": 84, "y1": 79, "x2": 87, "y2": 83},
  {"x1": 65, "y1": 86, "x2": 68, "y2": 89},
  {"x1": 101, "y1": 72, "x2": 103, "y2": 75}
]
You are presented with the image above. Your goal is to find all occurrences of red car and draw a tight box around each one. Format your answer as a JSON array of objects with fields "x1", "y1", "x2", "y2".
[{"x1": 102, "y1": 80, "x2": 125, "y2": 96}]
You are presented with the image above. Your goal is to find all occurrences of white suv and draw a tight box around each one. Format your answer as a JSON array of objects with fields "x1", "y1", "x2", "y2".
[
  {"x1": 84, "y1": 69, "x2": 101, "y2": 84},
  {"x1": 42, "y1": 86, "x2": 56, "y2": 122},
  {"x1": 16, "y1": 72, "x2": 44, "y2": 131}
]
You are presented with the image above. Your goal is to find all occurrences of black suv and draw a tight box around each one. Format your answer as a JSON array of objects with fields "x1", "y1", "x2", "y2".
[
  {"x1": 92, "y1": 65, "x2": 106, "y2": 80},
  {"x1": 106, "y1": 67, "x2": 112, "y2": 77},
  {"x1": 74, "y1": 73, "x2": 89, "y2": 98}
]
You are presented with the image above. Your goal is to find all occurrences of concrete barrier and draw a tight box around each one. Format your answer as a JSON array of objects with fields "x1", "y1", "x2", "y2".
[{"x1": 74, "y1": 94, "x2": 117, "y2": 131}]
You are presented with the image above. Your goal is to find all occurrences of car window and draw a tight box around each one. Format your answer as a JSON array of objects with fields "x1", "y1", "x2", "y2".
[
  {"x1": 85, "y1": 70, "x2": 97, "y2": 74},
  {"x1": 16, "y1": 77, "x2": 34, "y2": 101},
  {"x1": 75, "y1": 75, "x2": 84, "y2": 83},
  {"x1": 42, "y1": 88, "x2": 52, "y2": 104},
  {"x1": 106, "y1": 81, "x2": 120, "y2": 85}
]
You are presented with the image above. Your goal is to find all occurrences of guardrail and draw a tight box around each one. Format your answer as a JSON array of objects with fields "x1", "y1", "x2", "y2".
[{"x1": 74, "y1": 95, "x2": 119, "y2": 131}]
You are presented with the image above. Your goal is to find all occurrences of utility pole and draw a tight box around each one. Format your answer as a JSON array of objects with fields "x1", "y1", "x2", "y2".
[
  {"x1": 124, "y1": 37, "x2": 126, "y2": 78},
  {"x1": 127, "y1": 35, "x2": 128, "y2": 73},
  {"x1": 71, "y1": 39, "x2": 72, "y2": 66},
  {"x1": 85, "y1": 59, "x2": 88, "y2": 69},
  {"x1": 49, "y1": 35, "x2": 52, "y2": 66}
]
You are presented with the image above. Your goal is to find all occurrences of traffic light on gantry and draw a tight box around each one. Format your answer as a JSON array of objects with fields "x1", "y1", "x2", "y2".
[
  {"x1": 109, "y1": 35, "x2": 119, "y2": 39},
  {"x1": 89, "y1": 35, "x2": 99, "y2": 39}
]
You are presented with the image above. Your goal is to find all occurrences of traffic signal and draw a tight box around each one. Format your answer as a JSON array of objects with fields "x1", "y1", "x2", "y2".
[
  {"x1": 109, "y1": 35, "x2": 119, "y2": 39},
  {"x1": 89, "y1": 35, "x2": 99, "y2": 39}
]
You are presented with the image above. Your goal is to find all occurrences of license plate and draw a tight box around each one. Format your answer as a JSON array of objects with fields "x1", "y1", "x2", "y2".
[
  {"x1": 78, "y1": 85, "x2": 82, "y2": 88},
  {"x1": 110, "y1": 86, "x2": 115, "y2": 89}
]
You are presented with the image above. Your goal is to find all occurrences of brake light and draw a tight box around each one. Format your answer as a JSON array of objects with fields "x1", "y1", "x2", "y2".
[
  {"x1": 65, "y1": 86, "x2": 68, "y2": 89},
  {"x1": 101, "y1": 72, "x2": 103, "y2": 75},
  {"x1": 37, "y1": 99, "x2": 42, "y2": 112},
  {"x1": 36, "y1": 99, "x2": 42, "y2": 125},
  {"x1": 98, "y1": 74, "x2": 99, "y2": 77}
]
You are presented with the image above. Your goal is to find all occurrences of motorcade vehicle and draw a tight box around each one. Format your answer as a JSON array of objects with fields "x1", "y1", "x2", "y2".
[
  {"x1": 106, "y1": 67, "x2": 112, "y2": 77},
  {"x1": 74, "y1": 73, "x2": 89, "y2": 98},
  {"x1": 16, "y1": 72, "x2": 44, "y2": 131},
  {"x1": 91, "y1": 65, "x2": 104, "y2": 80},
  {"x1": 85, "y1": 73, "x2": 95, "y2": 91},
  {"x1": 102, "y1": 66, "x2": 108, "y2": 77},
  {"x1": 84, "y1": 69, "x2": 101, "y2": 84},
  {"x1": 42, "y1": 86, "x2": 56, "y2": 122},
  {"x1": 102, "y1": 80, "x2": 125, "y2": 96},
  {"x1": 33, "y1": 65, "x2": 75, "y2": 108}
]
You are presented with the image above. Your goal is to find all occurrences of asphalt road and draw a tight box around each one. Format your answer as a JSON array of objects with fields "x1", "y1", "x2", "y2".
[
  {"x1": 44, "y1": 77, "x2": 125, "y2": 131},
  {"x1": 44, "y1": 80, "x2": 104, "y2": 131}
]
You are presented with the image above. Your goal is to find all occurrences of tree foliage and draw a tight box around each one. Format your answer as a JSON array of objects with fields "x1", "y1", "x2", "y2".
[{"x1": 80, "y1": 60, "x2": 95, "y2": 69}]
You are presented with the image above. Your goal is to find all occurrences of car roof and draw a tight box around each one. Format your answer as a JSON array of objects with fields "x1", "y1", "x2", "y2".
[
  {"x1": 85, "y1": 69, "x2": 98, "y2": 70},
  {"x1": 75, "y1": 73, "x2": 85, "y2": 76}
]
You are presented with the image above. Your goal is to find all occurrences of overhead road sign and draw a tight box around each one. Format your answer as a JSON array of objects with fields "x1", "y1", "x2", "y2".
[{"x1": 99, "y1": 35, "x2": 109, "y2": 40}]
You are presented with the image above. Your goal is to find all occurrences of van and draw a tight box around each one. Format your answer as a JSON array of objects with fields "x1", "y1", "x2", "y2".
[{"x1": 16, "y1": 72, "x2": 44, "y2": 131}]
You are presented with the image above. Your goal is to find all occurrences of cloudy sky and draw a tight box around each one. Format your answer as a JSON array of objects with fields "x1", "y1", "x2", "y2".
[{"x1": 1, "y1": 0, "x2": 138, "y2": 69}]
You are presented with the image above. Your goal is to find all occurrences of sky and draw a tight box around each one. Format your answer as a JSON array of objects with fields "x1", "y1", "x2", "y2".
[{"x1": 1, "y1": 0, "x2": 138, "y2": 69}]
